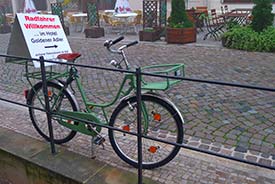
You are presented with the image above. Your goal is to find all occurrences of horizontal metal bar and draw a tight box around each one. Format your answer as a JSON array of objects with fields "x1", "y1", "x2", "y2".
[
  {"x1": 0, "y1": 54, "x2": 135, "y2": 74},
  {"x1": 0, "y1": 97, "x2": 46, "y2": 112},
  {"x1": 1, "y1": 54, "x2": 274, "y2": 92},
  {"x1": 141, "y1": 71, "x2": 275, "y2": 92}
]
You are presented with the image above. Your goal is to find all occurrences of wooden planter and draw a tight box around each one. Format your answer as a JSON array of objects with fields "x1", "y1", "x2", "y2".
[
  {"x1": 166, "y1": 27, "x2": 196, "y2": 44},
  {"x1": 139, "y1": 30, "x2": 160, "y2": 42},
  {"x1": 0, "y1": 25, "x2": 11, "y2": 34},
  {"x1": 84, "y1": 27, "x2": 104, "y2": 38}
]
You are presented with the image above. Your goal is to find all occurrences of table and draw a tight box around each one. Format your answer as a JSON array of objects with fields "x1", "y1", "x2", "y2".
[
  {"x1": 221, "y1": 11, "x2": 251, "y2": 25},
  {"x1": 104, "y1": 10, "x2": 115, "y2": 14},
  {"x1": 72, "y1": 13, "x2": 87, "y2": 32},
  {"x1": 231, "y1": 8, "x2": 252, "y2": 13},
  {"x1": 114, "y1": 12, "x2": 137, "y2": 34}
]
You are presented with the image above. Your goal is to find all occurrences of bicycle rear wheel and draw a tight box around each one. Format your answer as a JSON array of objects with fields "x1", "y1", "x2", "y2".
[
  {"x1": 27, "y1": 81, "x2": 79, "y2": 144},
  {"x1": 109, "y1": 94, "x2": 184, "y2": 169}
]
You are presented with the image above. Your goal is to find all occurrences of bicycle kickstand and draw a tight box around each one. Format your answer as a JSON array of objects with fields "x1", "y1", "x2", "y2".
[{"x1": 91, "y1": 137, "x2": 96, "y2": 159}]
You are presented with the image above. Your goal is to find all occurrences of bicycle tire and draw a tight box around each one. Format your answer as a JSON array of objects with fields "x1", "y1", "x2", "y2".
[
  {"x1": 27, "y1": 81, "x2": 79, "y2": 144},
  {"x1": 109, "y1": 94, "x2": 184, "y2": 169}
]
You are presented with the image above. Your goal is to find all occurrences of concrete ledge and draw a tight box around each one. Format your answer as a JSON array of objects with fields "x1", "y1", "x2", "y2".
[{"x1": 0, "y1": 127, "x2": 157, "y2": 184}]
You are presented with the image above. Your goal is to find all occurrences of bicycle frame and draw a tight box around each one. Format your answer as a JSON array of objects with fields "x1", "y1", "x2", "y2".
[{"x1": 71, "y1": 66, "x2": 137, "y2": 124}]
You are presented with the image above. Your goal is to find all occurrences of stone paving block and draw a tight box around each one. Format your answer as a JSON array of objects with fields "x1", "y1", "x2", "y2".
[
  {"x1": 233, "y1": 152, "x2": 245, "y2": 159},
  {"x1": 235, "y1": 146, "x2": 248, "y2": 153},
  {"x1": 258, "y1": 158, "x2": 272, "y2": 166}
]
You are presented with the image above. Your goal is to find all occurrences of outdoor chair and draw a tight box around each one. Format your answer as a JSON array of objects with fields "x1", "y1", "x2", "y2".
[
  {"x1": 224, "y1": 5, "x2": 229, "y2": 13},
  {"x1": 133, "y1": 9, "x2": 142, "y2": 16},
  {"x1": 67, "y1": 14, "x2": 83, "y2": 32},
  {"x1": 203, "y1": 15, "x2": 225, "y2": 40},
  {"x1": 127, "y1": 14, "x2": 142, "y2": 34},
  {"x1": 196, "y1": 6, "x2": 208, "y2": 16},
  {"x1": 210, "y1": 9, "x2": 224, "y2": 25},
  {"x1": 221, "y1": 5, "x2": 229, "y2": 15},
  {"x1": 102, "y1": 14, "x2": 123, "y2": 33}
]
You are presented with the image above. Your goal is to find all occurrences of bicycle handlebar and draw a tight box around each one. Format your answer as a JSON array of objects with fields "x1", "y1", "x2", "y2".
[
  {"x1": 104, "y1": 37, "x2": 138, "y2": 54},
  {"x1": 112, "y1": 36, "x2": 124, "y2": 45},
  {"x1": 126, "y1": 41, "x2": 138, "y2": 48},
  {"x1": 104, "y1": 37, "x2": 138, "y2": 69},
  {"x1": 104, "y1": 36, "x2": 124, "y2": 48}
]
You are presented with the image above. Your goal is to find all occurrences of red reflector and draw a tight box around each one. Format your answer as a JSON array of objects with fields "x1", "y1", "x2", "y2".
[
  {"x1": 153, "y1": 113, "x2": 161, "y2": 121},
  {"x1": 24, "y1": 89, "x2": 29, "y2": 98},
  {"x1": 122, "y1": 125, "x2": 130, "y2": 132},
  {"x1": 67, "y1": 120, "x2": 72, "y2": 124},
  {"x1": 148, "y1": 146, "x2": 158, "y2": 153},
  {"x1": 48, "y1": 91, "x2": 52, "y2": 97}
]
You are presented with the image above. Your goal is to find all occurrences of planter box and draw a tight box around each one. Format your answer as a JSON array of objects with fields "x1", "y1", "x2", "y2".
[
  {"x1": 166, "y1": 27, "x2": 196, "y2": 44},
  {"x1": 84, "y1": 27, "x2": 104, "y2": 38},
  {"x1": 139, "y1": 30, "x2": 160, "y2": 42},
  {"x1": 0, "y1": 25, "x2": 11, "y2": 34}
]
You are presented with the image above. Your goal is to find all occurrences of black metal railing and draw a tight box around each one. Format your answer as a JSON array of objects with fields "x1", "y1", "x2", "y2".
[{"x1": 0, "y1": 54, "x2": 275, "y2": 184}]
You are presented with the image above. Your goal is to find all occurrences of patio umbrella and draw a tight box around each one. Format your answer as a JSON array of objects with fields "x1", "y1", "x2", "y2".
[
  {"x1": 114, "y1": 0, "x2": 131, "y2": 13},
  {"x1": 23, "y1": 0, "x2": 37, "y2": 14}
]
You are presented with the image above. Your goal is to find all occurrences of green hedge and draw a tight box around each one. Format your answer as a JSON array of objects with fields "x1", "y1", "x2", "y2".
[{"x1": 222, "y1": 26, "x2": 275, "y2": 52}]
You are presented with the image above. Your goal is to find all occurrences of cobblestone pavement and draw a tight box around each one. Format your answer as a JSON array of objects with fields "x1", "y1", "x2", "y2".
[
  {"x1": 0, "y1": 32, "x2": 275, "y2": 183},
  {"x1": 0, "y1": 93, "x2": 275, "y2": 184}
]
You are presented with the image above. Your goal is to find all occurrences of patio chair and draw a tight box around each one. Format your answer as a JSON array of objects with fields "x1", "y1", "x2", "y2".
[
  {"x1": 203, "y1": 15, "x2": 225, "y2": 40},
  {"x1": 102, "y1": 14, "x2": 123, "y2": 33},
  {"x1": 224, "y1": 5, "x2": 229, "y2": 13},
  {"x1": 67, "y1": 14, "x2": 83, "y2": 32},
  {"x1": 196, "y1": 6, "x2": 208, "y2": 16},
  {"x1": 221, "y1": 5, "x2": 229, "y2": 15},
  {"x1": 133, "y1": 10, "x2": 142, "y2": 15},
  {"x1": 127, "y1": 14, "x2": 142, "y2": 34}
]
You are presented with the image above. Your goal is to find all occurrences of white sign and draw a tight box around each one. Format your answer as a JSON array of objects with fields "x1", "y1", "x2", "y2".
[{"x1": 16, "y1": 13, "x2": 72, "y2": 67}]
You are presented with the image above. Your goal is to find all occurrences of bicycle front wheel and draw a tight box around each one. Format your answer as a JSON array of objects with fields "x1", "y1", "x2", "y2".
[
  {"x1": 28, "y1": 81, "x2": 79, "y2": 144},
  {"x1": 109, "y1": 94, "x2": 184, "y2": 169}
]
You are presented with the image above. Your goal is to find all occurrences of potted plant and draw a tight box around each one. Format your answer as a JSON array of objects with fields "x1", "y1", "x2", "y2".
[
  {"x1": 166, "y1": 0, "x2": 196, "y2": 44},
  {"x1": 139, "y1": 27, "x2": 160, "y2": 42},
  {"x1": 0, "y1": 6, "x2": 11, "y2": 34}
]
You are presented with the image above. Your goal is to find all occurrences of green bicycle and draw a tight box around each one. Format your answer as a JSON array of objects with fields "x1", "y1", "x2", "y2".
[{"x1": 26, "y1": 36, "x2": 185, "y2": 169}]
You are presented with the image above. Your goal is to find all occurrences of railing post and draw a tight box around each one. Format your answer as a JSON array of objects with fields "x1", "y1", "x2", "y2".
[
  {"x1": 39, "y1": 56, "x2": 56, "y2": 154},
  {"x1": 136, "y1": 67, "x2": 143, "y2": 184}
]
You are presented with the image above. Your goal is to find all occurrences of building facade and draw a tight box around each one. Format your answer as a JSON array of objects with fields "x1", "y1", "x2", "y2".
[{"x1": 8, "y1": 0, "x2": 275, "y2": 14}]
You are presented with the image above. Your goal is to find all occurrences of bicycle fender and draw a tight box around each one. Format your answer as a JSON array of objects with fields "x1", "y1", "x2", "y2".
[
  {"x1": 120, "y1": 93, "x2": 184, "y2": 125},
  {"x1": 26, "y1": 80, "x2": 80, "y2": 111},
  {"x1": 144, "y1": 92, "x2": 184, "y2": 125}
]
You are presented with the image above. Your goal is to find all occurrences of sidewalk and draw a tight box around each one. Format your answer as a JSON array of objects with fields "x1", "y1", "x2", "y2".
[
  {"x1": 0, "y1": 93, "x2": 275, "y2": 184},
  {"x1": 0, "y1": 94, "x2": 274, "y2": 184}
]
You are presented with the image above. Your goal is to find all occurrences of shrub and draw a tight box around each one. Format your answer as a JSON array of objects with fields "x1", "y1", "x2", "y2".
[
  {"x1": 168, "y1": 0, "x2": 193, "y2": 28},
  {"x1": 251, "y1": 0, "x2": 274, "y2": 32},
  {"x1": 222, "y1": 26, "x2": 275, "y2": 52}
]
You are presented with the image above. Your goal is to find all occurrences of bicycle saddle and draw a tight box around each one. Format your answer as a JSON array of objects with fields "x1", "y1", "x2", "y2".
[{"x1": 57, "y1": 53, "x2": 81, "y2": 62}]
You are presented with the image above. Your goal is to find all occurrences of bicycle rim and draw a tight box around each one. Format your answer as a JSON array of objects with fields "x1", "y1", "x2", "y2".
[
  {"x1": 29, "y1": 82, "x2": 78, "y2": 144},
  {"x1": 109, "y1": 95, "x2": 183, "y2": 169}
]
